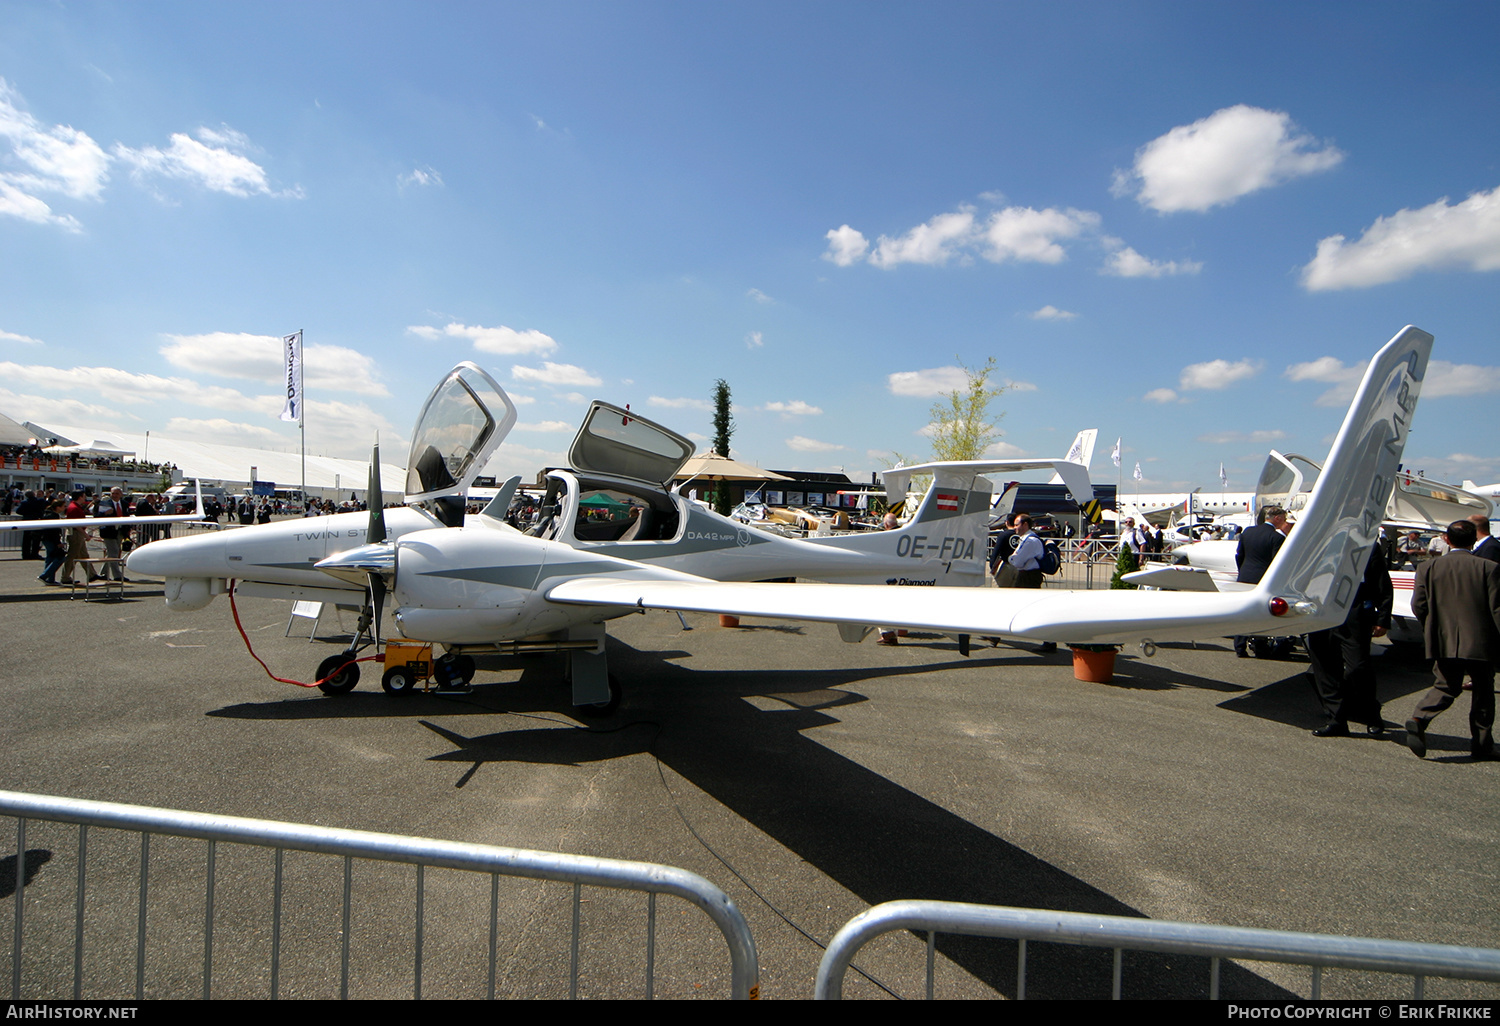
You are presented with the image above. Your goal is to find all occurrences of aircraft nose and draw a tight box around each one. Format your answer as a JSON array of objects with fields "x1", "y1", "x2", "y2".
[{"x1": 126, "y1": 530, "x2": 228, "y2": 578}]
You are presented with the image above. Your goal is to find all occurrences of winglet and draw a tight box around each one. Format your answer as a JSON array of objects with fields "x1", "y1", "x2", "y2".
[
  {"x1": 192, "y1": 479, "x2": 204, "y2": 519},
  {"x1": 1259, "y1": 325, "x2": 1431, "y2": 623}
]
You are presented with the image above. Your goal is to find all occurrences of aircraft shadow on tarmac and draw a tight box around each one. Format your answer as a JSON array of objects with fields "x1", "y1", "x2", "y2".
[
  {"x1": 1216, "y1": 656, "x2": 1481, "y2": 757},
  {"x1": 213, "y1": 638, "x2": 1293, "y2": 999}
]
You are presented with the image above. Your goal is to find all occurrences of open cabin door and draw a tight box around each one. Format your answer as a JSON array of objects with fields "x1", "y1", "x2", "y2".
[
  {"x1": 1254, "y1": 450, "x2": 1322, "y2": 517},
  {"x1": 568, "y1": 401, "x2": 695, "y2": 489}
]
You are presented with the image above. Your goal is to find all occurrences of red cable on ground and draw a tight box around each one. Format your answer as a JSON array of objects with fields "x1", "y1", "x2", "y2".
[{"x1": 227, "y1": 579, "x2": 377, "y2": 688}]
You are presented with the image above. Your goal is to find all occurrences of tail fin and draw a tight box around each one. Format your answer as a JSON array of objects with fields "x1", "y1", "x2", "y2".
[
  {"x1": 907, "y1": 467, "x2": 995, "y2": 524},
  {"x1": 1260, "y1": 326, "x2": 1431, "y2": 623},
  {"x1": 1048, "y1": 429, "x2": 1097, "y2": 484}
]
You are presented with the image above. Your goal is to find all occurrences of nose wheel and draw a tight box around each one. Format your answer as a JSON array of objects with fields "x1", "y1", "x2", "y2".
[{"x1": 315, "y1": 654, "x2": 361, "y2": 694}]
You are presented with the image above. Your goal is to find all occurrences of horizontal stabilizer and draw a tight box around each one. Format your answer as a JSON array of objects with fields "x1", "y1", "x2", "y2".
[{"x1": 1121, "y1": 565, "x2": 1223, "y2": 592}]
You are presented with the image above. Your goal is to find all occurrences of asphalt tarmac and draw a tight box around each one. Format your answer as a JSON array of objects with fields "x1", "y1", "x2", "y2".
[{"x1": 2, "y1": 550, "x2": 1497, "y2": 1000}]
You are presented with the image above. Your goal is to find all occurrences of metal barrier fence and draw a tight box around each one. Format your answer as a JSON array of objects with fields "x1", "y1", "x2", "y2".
[
  {"x1": 3, "y1": 790, "x2": 759, "y2": 1000},
  {"x1": 814, "y1": 900, "x2": 1500, "y2": 1000}
]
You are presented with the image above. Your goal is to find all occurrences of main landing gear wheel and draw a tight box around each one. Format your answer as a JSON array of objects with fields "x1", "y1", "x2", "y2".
[
  {"x1": 316, "y1": 654, "x2": 361, "y2": 695},
  {"x1": 381, "y1": 666, "x2": 416, "y2": 694},
  {"x1": 433, "y1": 653, "x2": 474, "y2": 691},
  {"x1": 575, "y1": 674, "x2": 622, "y2": 719}
]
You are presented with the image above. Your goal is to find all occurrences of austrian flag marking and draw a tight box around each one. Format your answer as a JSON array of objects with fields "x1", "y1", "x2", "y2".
[{"x1": 935, "y1": 492, "x2": 960, "y2": 512}]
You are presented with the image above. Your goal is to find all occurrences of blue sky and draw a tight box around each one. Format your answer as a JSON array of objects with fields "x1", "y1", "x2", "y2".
[{"x1": 2, "y1": 2, "x2": 1498, "y2": 493}]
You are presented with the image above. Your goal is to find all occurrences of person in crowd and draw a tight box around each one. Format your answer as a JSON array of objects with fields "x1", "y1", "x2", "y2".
[
  {"x1": 17, "y1": 489, "x2": 45, "y2": 559},
  {"x1": 94, "y1": 486, "x2": 130, "y2": 580},
  {"x1": 61, "y1": 490, "x2": 92, "y2": 584},
  {"x1": 1235, "y1": 505, "x2": 1289, "y2": 658},
  {"x1": 37, "y1": 498, "x2": 67, "y2": 585},
  {"x1": 1002, "y1": 514, "x2": 1057, "y2": 653},
  {"x1": 1470, "y1": 515, "x2": 1500, "y2": 564},
  {"x1": 1403, "y1": 520, "x2": 1500, "y2": 761},
  {"x1": 1306, "y1": 548, "x2": 1393, "y2": 737}
]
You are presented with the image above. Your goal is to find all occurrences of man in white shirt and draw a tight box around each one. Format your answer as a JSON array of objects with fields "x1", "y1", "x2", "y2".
[{"x1": 1003, "y1": 515, "x2": 1057, "y2": 653}]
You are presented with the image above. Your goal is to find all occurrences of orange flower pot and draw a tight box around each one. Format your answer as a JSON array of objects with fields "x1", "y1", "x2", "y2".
[
  {"x1": 1070, "y1": 646, "x2": 1117, "y2": 683},
  {"x1": 719, "y1": 614, "x2": 740, "y2": 628}
]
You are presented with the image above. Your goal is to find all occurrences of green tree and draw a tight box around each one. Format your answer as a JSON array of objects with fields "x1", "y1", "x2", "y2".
[
  {"x1": 711, "y1": 379, "x2": 734, "y2": 516},
  {"x1": 925, "y1": 356, "x2": 1008, "y2": 462},
  {"x1": 711, "y1": 379, "x2": 733, "y2": 457}
]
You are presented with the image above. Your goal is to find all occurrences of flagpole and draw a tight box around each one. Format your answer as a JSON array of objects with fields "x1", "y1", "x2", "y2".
[{"x1": 298, "y1": 328, "x2": 306, "y2": 507}]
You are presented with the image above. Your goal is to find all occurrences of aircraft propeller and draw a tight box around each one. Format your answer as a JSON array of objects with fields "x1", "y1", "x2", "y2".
[{"x1": 364, "y1": 443, "x2": 391, "y2": 647}]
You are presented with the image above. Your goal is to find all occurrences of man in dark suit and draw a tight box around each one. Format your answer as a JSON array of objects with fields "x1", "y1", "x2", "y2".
[
  {"x1": 1234, "y1": 505, "x2": 1289, "y2": 657},
  {"x1": 1404, "y1": 519, "x2": 1500, "y2": 760},
  {"x1": 1470, "y1": 515, "x2": 1500, "y2": 564},
  {"x1": 1306, "y1": 547, "x2": 1393, "y2": 736}
]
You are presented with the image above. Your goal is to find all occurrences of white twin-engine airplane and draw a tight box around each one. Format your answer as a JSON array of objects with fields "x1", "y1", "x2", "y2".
[
  {"x1": 129, "y1": 325, "x2": 1430, "y2": 714},
  {"x1": 127, "y1": 366, "x2": 1093, "y2": 709}
]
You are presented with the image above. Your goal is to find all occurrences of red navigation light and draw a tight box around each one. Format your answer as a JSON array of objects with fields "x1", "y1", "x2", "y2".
[{"x1": 1268, "y1": 597, "x2": 1289, "y2": 617}]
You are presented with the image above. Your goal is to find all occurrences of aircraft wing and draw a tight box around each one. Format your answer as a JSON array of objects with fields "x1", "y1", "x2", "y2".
[
  {"x1": 556, "y1": 324, "x2": 1432, "y2": 647},
  {"x1": 884, "y1": 459, "x2": 1094, "y2": 508},
  {"x1": 0, "y1": 512, "x2": 209, "y2": 531},
  {"x1": 546, "y1": 576, "x2": 1272, "y2": 645},
  {"x1": 0, "y1": 482, "x2": 207, "y2": 531}
]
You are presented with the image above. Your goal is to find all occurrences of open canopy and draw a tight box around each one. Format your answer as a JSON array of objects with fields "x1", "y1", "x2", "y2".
[{"x1": 405, "y1": 363, "x2": 518, "y2": 504}]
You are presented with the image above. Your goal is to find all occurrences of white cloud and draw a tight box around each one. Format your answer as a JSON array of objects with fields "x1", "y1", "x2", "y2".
[
  {"x1": 1198, "y1": 429, "x2": 1288, "y2": 444},
  {"x1": 1284, "y1": 356, "x2": 1366, "y2": 407},
  {"x1": 162, "y1": 417, "x2": 287, "y2": 446},
  {"x1": 647, "y1": 395, "x2": 712, "y2": 411},
  {"x1": 1301, "y1": 185, "x2": 1500, "y2": 291},
  {"x1": 114, "y1": 127, "x2": 283, "y2": 198},
  {"x1": 160, "y1": 332, "x2": 389, "y2": 396},
  {"x1": 979, "y1": 206, "x2": 1098, "y2": 264},
  {"x1": 1144, "y1": 388, "x2": 1180, "y2": 404},
  {"x1": 787, "y1": 435, "x2": 844, "y2": 452},
  {"x1": 1103, "y1": 246, "x2": 1202, "y2": 278},
  {"x1": 1426, "y1": 360, "x2": 1500, "y2": 398},
  {"x1": 870, "y1": 207, "x2": 978, "y2": 267},
  {"x1": 1288, "y1": 355, "x2": 1500, "y2": 407},
  {"x1": 0, "y1": 388, "x2": 121, "y2": 426},
  {"x1": 1030, "y1": 305, "x2": 1077, "y2": 321},
  {"x1": 0, "y1": 78, "x2": 108, "y2": 230},
  {"x1": 408, "y1": 322, "x2": 558, "y2": 356},
  {"x1": 887, "y1": 366, "x2": 970, "y2": 397},
  {"x1": 514, "y1": 420, "x2": 573, "y2": 433},
  {"x1": 512, "y1": 362, "x2": 601, "y2": 388},
  {"x1": 1116, "y1": 105, "x2": 1343, "y2": 213},
  {"x1": 0, "y1": 360, "x2": 268, "y2": 412},
  {"x1": 763, "y1": 400, "x2": 822, "y2": 417},
  {"x1": 1, "y1": 329, "x2": 44, "y2": 345},
  {"x1": 845, "y1": 204, "x2": 1101, "y2": 270},
  {"x1": 1003, "y1": 378, "x2": 1037, "y2": 393},
  {"x1": 984, "y1": 440, "x2": 1027, "y2": 457},
  {"x1": 0, "y1": 81, "x2": 293, "y2": 229},
  {"x1": 747, "y1": 288, "x2": 774, "y2": 304},
  {"x1": 745, "y1": 331, "x2": 764, "y2": 349},
  {"x1": 399, "y1": 166, "x2": 443, "y2": 189},
  {"x1": 823, "y1": 224, "x2": 869, "y2": 266},
  {"x1": 1179, "y1": 358, "x2": 1260, "y2": 391}
]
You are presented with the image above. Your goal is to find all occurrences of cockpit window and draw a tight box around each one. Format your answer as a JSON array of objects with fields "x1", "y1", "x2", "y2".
[{"x1": 406, "y1": 364, "x2": 517, "y2": 502}]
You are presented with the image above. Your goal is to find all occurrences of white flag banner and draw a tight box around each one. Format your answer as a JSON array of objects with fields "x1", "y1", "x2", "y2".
[
  {"x1": 1219, "y1": 462, "x2": 1228, "y2": 488},
  {"x1": 279, "y1": 330, "x2": 303, "y2": 423},
  {"x1": 1133, "y1": 461, "x2": 1143, "y2": 481},
  {"x1": 1111, "y1": 438, "x2": 1121, "y2": 468}
]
